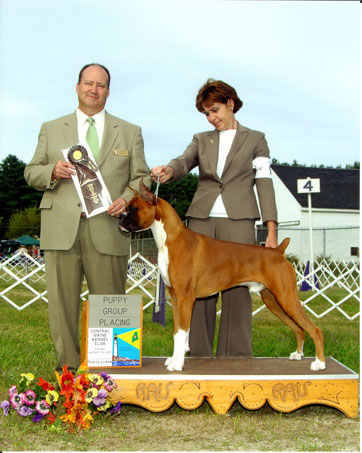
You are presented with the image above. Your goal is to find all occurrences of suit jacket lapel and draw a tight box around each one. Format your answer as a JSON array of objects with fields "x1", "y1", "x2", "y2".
[
  {"x1": 62, "y1": 113, "x2": 78, "y2": 147},
  {"x1": 98, "y1": 112, "x2": 119, "y2": 167},
  {"x1": 204, "y1": 130, "x2": 220, "y2": 178},
  {"x1": 222, "y1": 123, "x2": 249, "y2": 177}
]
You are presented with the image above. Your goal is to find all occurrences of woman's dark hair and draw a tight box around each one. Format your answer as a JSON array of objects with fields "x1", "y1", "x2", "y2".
[
  {"x1": 196, "y1": 78, "x2": 243, "y2": 113},
  {"x1": 78, "y1": 63, "x2": 111, "y2": 88}
]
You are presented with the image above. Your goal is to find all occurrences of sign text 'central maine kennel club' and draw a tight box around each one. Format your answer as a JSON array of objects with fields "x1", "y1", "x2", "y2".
[{"x1": 86, "y1": 294, "x2": 143, "y2": 368}]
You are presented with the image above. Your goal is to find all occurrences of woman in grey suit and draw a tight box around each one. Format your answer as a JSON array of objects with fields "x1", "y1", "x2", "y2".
[{"x1": 151, "y1": 79, "x2": 278, "y2": 358}]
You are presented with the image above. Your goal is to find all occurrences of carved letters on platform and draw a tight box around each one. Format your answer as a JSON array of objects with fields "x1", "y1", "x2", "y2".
[
  {"x1": 272, "y1": 381, "x2": 312, "y2": 403},
  {"x1": 108, "y1": 377, "x2": 358, "y2": 417}
]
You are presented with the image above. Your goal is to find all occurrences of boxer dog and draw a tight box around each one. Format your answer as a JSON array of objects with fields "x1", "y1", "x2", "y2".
[{"x1": 119, "y1": 180, "x2": 325, "y2": 372}]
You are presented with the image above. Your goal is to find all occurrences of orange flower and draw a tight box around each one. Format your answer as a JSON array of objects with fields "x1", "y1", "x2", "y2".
[
  {"x1": 60, "y1": 366, "x2": 74, "y2": 391},
  {"x1": 37, "y1": 377, "x2": 55, "y2": 392},
  {"x1": 60, "y1": 403, "x2": 94, "y2": 431},
  {"x1": 47, "y1": 412, "x2": 57, "y2": 424},
  {"x1": 77, "y1": 373, "x2": 89, "y2": 389}
]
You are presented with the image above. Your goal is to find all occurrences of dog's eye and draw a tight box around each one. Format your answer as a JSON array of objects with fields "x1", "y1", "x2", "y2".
[{"x1": 128, "y1": 205, "x2": 138, "y2": 215}]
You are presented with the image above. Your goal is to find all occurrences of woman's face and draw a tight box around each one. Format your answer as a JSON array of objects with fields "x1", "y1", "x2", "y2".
[{"x1": 202, "y1": 99, "x2": 237, "y2": 131}]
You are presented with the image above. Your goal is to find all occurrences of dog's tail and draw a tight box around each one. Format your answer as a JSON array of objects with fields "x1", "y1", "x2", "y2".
[{"x1": 277, "y1": 238, "x2": 290, "y2": 255}]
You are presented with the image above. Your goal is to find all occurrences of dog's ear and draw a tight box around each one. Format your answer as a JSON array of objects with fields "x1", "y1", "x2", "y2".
[
  {"x1": 139, "y1": 179, "x2": 156, "y2": 205},
  {"x1": 128, "y1": 186, "x2": 138, "y2": 196}
]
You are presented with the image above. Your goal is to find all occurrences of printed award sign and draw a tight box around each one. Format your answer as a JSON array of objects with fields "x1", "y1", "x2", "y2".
[
  {"x1": 86, "y1": 295, "x2": 143, "y2": 368},
  {"x1": 63, "y1": 144, "x2": 112, "y2": 217}
]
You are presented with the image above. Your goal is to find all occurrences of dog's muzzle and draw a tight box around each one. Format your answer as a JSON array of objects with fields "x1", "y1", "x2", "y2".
[
  {"x1": 118, "y1": 212, "x2": 132, "y2": 233},
  {"x1": 118, "y1": 210, "x2": 142, "y2": 233}
]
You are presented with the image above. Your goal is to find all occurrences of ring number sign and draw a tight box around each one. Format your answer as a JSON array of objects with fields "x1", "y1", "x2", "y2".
[{"x1": 297, "y1": 178, "x2": 320, "y2": 194}]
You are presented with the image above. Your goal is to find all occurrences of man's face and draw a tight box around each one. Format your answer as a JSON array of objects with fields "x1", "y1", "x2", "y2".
[{"x1": 76, "y1": 65, "x2": 110, "y2": 115}]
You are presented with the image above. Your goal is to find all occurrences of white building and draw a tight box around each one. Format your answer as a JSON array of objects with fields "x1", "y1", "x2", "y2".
[{"x1": 257, "y1": 165, "x2": 360, "y2": 261}]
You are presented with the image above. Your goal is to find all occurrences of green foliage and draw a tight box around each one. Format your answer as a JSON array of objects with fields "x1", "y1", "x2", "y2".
[
  {"x1": 345, "y1": 161, "x2": 360, "y2": 169},
  {"x1": 5, "y1": 207, "x2": 40, "y2": 239},
  {"x1": 271, "y1": 158, "x2": 360, "y2": 169},
  {"x1": 151, "y1": 173, "x2": 198, "y2": 220},
  {"x1": 0, "y1": 155, "x2": 42, "y2": 239},
  {"x1": 285, "y1": 253, "x2": 300, "y2": 265}
]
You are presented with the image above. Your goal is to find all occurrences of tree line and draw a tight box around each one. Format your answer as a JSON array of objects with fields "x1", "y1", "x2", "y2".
[
  {"x1": 271, "y1": 158, "x2": 360, "y2": 169},
  {"x1": 0, "y1": 154, "x2": 359, "y2": 240}
]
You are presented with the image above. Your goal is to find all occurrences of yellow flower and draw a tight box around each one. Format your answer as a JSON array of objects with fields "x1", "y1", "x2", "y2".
[
  {"x1": 85, "y1": 388, "x2": 98, "y2": 403},
  {"x1": 20, "y1": 373, "x2": 34, "y2": 385},
  {"x1": 83, "y1": 411, "x2": 94, "y2": 424},
  {"x1": 54, "y1": 370, "x2": 62, "y2": 388},
  {"x1": 46, "y1": 390, "x2": 59, "y2": 405},
  {"x1": 88, "y1": 374, "x2": 103, "y2": 386},
  {"x1": 96, "y1": 401, "x2": 111, "y2": 412}
]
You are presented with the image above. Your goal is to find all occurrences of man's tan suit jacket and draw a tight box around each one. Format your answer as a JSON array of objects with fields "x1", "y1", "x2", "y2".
[
  {"x1": 168, "y1": 123, "x2": 278, "y2": 223},
  {"x1": 24, "y1": 112, "x2": 151, "y2": 256}
]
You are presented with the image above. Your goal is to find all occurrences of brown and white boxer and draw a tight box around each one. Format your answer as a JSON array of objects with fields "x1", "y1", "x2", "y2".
[{"x1": 119, "y1": 180, "x2": 325, "y2": 372}]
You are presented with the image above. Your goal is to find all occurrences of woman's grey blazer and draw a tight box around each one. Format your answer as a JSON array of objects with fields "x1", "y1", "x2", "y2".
[{"x1": 168, "y1": 123, "x2": 278, "y2": 224}]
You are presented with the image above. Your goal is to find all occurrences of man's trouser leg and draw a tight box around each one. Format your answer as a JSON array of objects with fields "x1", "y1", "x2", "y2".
[
  {"x1": 44, "y1": 245, "x2": 83, "y2": 372},
  {"x1": 45, "y1": 219, "x2": 128, "y2": 371}
]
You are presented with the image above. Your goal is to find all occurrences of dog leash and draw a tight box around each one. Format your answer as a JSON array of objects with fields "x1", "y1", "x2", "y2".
[{"x1": 154, "y1": 174, "x2": 161, "y2": 202}]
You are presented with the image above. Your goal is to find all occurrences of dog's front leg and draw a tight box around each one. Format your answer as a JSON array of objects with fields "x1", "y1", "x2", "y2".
[
  {"x1": 166, "y1": 329, "x2": 189, "y2": 371},
  {"x1": 164, "y1": 290, "x2": 182, "y2": 370},
  {"x1": 165, "y1": 290, "x2": 193, "y2": 371}
]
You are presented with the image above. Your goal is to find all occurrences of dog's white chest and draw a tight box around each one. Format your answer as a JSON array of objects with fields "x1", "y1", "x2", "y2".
[{"x1": 151, "y1": 219, "x2": 170, "y2": 286}]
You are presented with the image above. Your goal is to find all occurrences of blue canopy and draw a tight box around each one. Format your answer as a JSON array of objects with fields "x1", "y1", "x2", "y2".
[{"x1": 16, "y1": 235, "x2": 40, "y2": 246}]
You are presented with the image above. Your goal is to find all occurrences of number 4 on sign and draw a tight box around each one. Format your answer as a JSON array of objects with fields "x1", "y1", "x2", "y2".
[{"x1": 297, "y1": 178, "x2": 320, "y2": 194}]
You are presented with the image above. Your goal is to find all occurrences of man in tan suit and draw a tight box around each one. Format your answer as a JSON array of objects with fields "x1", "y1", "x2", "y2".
[
  {"x1": 25, "y1": 63, "x2": 151, "y2": 371},
  {"x1": 151, "y1": 79, "x2": 278, "y2": 358}
]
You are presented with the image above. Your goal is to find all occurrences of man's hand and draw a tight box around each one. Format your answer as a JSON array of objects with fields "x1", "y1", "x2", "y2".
[
  {"x1": 52, "y1": 161, "x2": 76, "y2": 180},
  {"x1": 107, "y1": 197, "x2": 127, "y2": 217}
]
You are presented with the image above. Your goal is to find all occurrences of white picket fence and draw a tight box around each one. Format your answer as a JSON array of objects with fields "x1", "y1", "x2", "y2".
[{"x1": 0, "y1": 249, "x2": 359, "y2": 320}]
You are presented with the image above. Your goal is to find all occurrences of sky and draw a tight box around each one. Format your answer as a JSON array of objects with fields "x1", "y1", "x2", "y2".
[{"x1": 0, "y1": 0, "x2": 360, "y2": 170}]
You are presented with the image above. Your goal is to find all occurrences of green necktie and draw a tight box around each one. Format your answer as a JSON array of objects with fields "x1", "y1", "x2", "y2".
[{"x1": 86, "y1": 117, "x2": 100, "y2": 160}]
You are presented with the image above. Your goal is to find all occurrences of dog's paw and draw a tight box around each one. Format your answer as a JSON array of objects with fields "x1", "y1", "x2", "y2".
[
  {"x1": 289, "y1": 350, "x2": 304, "y2": 361},
  {"x1": 311, "y1": 358, "x2": 326, "y2": 371},
  {"x1": 166, "y1": 358, "x2": 183, "y2": 371},
  {"x1": 165, "y1": 357, "x2": 173, "y2": 367}
]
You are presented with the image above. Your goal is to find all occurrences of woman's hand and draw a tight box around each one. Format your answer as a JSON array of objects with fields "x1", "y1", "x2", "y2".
[
  {"x1": 150, "y1": 165, "x2": 174, "y2": 183},
  {"x1": 265, "y1": 220, "x2": 278, "y2": 248}
]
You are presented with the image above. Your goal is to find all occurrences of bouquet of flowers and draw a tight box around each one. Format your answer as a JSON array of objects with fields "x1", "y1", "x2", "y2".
[{"x1": 1, "y1": 365, "x2": 121, "y2": 431}]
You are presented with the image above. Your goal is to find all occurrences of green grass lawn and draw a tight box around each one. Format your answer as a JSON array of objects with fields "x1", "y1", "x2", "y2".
[
  {"x1": 0, "y1": 282, "x2": 359, "y2": 451},
  {"x1": 0, "y1": 283, "x2": 359, "y2": 383}
]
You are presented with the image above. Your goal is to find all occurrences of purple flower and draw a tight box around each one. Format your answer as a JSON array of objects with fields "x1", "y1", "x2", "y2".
[
  {"x1": 1, "y1": 400, "x2": 10, "y2": 416},
  {"x1": 35, "y1": 400, "x2": 50, "y2": 415},
  {"x1": 25, "y1": 389, "x2": 36, "y2": 406},
  {"x1": 104, "y1": 377, "x2": 117, "y2": 391},
  {"x1": 18, "y1": 405, "x2": 34, "y2": 417},
  {"x1": 32, "y1": 413, "x2": 45, "y2": 423},
  {"x1": 10, "y1": 393, "x2": 26, "y2": 409},
  {"x1": 93, "y1": 389, "x2": 108, "y2": 407},
  {"x1": 8, "y1": 385, "x2": 17, "y2": 396},
  {"x1": 110, "y1": 401, "x2": 122, "y2": 414}
]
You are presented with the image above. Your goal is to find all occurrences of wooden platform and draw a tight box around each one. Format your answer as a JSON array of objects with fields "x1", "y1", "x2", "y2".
[{"x1": 90, "y1": 357, "x2": 359, "y2": 417}]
